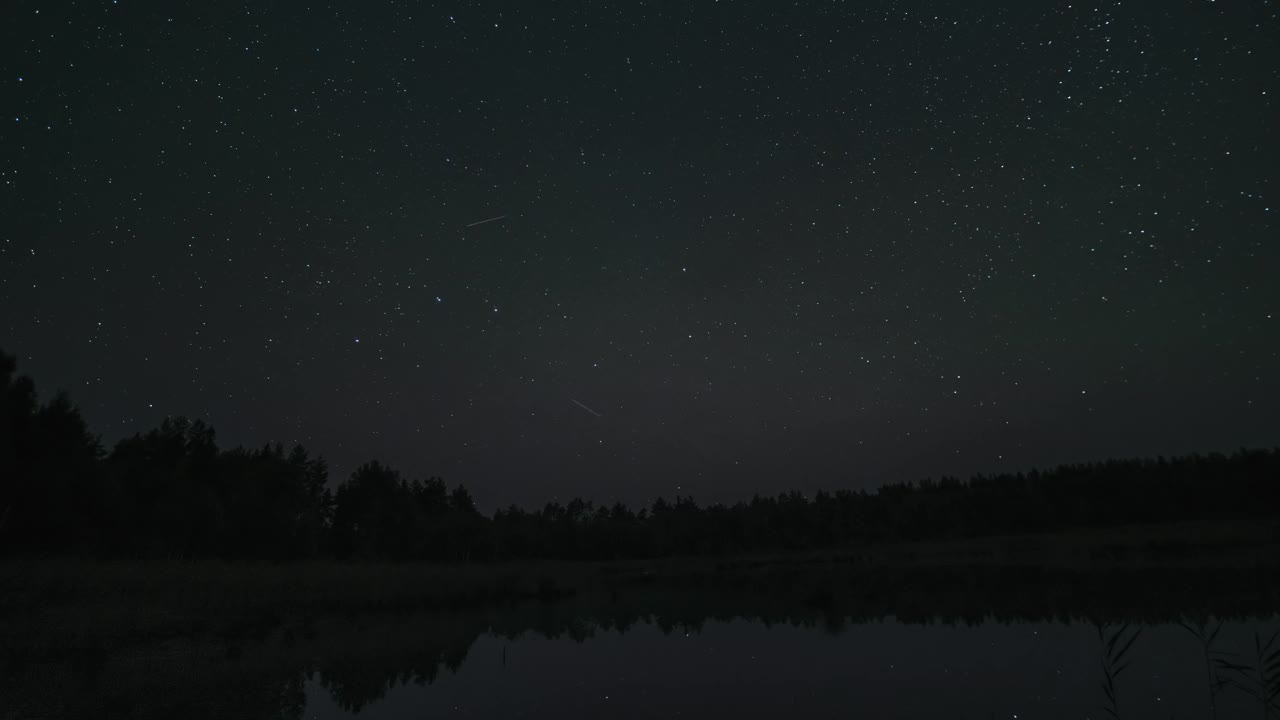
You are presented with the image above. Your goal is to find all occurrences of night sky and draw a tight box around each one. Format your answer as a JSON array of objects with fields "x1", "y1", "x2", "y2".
[{"x1": 3, "y1": 1, "x2": 1276, "y2": 508}]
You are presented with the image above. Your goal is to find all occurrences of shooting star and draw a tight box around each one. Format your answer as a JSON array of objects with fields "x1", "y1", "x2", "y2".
[
  {"x1": 464, "y1": 214, "x2": 507, "y2": 228},
  {"x1": 570, "y1": 399, "x2": 603, "y2": 417}
]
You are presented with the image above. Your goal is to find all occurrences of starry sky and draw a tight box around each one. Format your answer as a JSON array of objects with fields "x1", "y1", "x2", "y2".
[{"x1": 2, "y1": 1, "x2": 1277, "y2": 508}]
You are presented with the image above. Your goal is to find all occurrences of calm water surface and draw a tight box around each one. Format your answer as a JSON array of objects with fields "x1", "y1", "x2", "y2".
[{"x1": 304, "y1": 617, "x2": 1279, "y2": 719}]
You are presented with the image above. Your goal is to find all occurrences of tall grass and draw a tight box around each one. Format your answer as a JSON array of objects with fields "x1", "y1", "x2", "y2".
[
  {"x1": 1178, "y1": 618, "x2": 1231, "y2": 719},
  {"x1": 1215, "y1": 628, "x2": 1280, "y2": 719},
  {"x1": 1096, "y1": 622, "x2": 1143, "y2": 720}
]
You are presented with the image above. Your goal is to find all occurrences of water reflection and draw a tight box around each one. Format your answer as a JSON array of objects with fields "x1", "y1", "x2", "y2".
[
  {"x1": 5, "y1": 565, "x2": 1279, "y2": 719},
  {"x1": 305, "y1": 617, "x2": 1279, "y2": 720}
]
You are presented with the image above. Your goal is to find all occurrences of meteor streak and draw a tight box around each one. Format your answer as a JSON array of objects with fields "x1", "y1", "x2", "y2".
[
  {"x1": 570, "y1": 399, "x2": 603, "y2": 417},
  {"x1": 464, "y1": 215, "x2": 507, "y2": 228}
]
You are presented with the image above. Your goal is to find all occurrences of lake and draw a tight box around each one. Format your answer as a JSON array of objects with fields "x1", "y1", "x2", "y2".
[
  {"x1": 302, "y1": 614, "x2": 1278, "y2": 719},
  {"x1": 4, "y1": 562, "x2": 1279, "y2": 719}
]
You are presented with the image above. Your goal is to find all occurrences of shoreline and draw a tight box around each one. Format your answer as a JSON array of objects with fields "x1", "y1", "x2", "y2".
[{"x1": 3, "y1": 518, "x2": 1278, "y2": 653}]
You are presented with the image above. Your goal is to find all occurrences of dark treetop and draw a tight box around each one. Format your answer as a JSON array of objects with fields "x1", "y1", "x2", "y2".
[
  {"x1": 2, "y1": 2, "x2": 1277, "y2": 507},
  {"x1": 3, "y1": 349, "x2": 1277, "y2": 560}
]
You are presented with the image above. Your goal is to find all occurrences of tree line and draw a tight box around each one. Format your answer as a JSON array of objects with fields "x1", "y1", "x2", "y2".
[{"x1": 2, "y1": 349, "x2": 1277, "y2": 561}]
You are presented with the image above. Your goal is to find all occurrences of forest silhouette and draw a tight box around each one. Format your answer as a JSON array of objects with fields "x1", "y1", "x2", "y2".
[{"x1": 3, "y1": 348, "x2": 1277, "y2": 561}]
